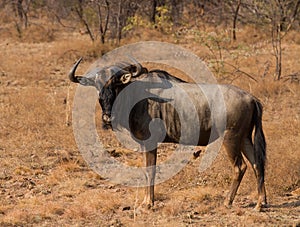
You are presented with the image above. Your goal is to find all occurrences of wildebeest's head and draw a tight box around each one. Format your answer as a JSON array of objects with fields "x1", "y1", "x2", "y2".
[
  {"x1": 99, "y1": 61, "x2": 148, "y2": 129},
  {"x1": 68, "y1": 57, "x2": 148, "y2": 129}
]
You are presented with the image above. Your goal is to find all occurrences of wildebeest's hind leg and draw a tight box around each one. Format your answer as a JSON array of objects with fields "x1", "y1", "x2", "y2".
[
  {"x1": 223, "y1": 136, "x2": 247, "y2": 208},
  {"x1": 143, "y1": 148, "x2": 157, "y2": 209},
  {"x1": 242, "y1": 138, "x2": 267, "y2": 211}
]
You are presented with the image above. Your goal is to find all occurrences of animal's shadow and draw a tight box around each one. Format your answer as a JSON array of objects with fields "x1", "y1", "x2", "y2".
[{"x1": 241, "y1": 196, "x2": 300, "y2": 210}]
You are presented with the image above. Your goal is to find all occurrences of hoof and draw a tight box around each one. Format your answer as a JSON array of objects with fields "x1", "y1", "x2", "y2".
[
  {"x1": 224, "y1": 200, "x2": 232, "y2": 209},
  {"x1": 254, "y1": 206, "x2": 261, "y2": 212},
  {"x1": 254, "y1": 198, "x2": 268, "y2": 211},
  {"x1": 254, "y1": 204, "x2": 263, "y2": 212},
  {"x1": 146, "y1": 203, "x2": 153, "y2": 210},
  {"x1": 261, "y1": 201, "x2": 269, "y2": 208},
  {"x1": 134, "y1": 202, "x2": 154, "y2": 215},
  {"x1": 140, "y1": 200, "x2": 154, "y2": 210},
  {"x1": 262, "y1": 203, "x2": 269, "y2": 208}
]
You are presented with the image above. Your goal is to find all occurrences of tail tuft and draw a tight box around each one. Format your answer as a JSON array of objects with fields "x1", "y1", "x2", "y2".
[{"x1": 253, "y1": 100, "x2": 266, "y2": 190}]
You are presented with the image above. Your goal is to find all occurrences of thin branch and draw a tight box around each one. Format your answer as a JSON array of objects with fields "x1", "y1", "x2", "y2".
[
  {"x1": 281, "y1": 0, "x2": 300, "y2": 39},
  {"x1": 53, "y1": 12, "x2": 76, "y2": 29},
  {"x1": 97, "y1": 0, "x2": 109, "y2": 44},
  {"x1": 75, "y1": 5, "x2": 95, "y2": 42},
  {"x1": 223, "y1": 62, "x2": 258, "y2": 82}
]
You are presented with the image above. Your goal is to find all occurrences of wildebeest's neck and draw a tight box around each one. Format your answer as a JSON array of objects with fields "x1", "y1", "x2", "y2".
[
  {"x1": 147, "y1": 70, "x2": 187, "y2": 83},
  {"x1": 111, "y1": 71, "x2": 178, "y2": 131}
]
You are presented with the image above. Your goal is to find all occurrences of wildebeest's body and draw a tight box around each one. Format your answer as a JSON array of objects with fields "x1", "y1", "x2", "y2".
[
  {"x1": 69, "y1": 58, "x2": 267, "y2": 211},
  {"x1": 117, "y1": 73, "x2": 254, "y2": 147}
]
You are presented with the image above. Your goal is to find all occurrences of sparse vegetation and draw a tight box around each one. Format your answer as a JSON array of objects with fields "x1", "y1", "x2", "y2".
[{"x1": 0, "y1": 1, "x2": 299, "y2": 226}]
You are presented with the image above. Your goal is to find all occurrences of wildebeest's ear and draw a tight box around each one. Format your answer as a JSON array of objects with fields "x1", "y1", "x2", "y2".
[
  {"x1": 120, "y1": 73, "x2": 132, "y2": 84},
  {"x1": 77, "y1": 76, "x2": 96, "y2": 87}
]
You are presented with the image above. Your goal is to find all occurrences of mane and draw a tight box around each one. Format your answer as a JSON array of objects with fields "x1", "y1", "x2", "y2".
[
  {"x1": 102, "y1": 63, "x2": 188, "y2": 84},
  {"x1": 148, "y1": 69, "x2": 187, "y2": 83}
]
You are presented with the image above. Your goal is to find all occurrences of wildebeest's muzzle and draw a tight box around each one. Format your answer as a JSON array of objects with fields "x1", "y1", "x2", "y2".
[{"x1": 102, "y1": 112, "x2": 114, "y2": 129}]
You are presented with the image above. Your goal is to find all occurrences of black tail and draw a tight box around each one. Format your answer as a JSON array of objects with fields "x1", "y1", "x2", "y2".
[{"x1": 253, "y1": 100, "x2": 266, "y2": 191}]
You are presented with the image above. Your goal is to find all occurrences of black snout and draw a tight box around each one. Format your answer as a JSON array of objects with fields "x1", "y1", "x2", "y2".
[{"x1": 102, "y1": 113, "x2": 113, "y2": 129}]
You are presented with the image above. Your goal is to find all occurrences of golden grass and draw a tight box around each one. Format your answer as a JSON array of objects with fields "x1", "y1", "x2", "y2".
[{"x1": 0, "y1": 21, "x2": 299, "y2": 226}]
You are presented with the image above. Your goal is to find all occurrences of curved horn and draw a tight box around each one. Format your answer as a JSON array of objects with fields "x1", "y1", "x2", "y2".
[
  {"x1": 128, "y1": 56, "x2": 142, "y2": 77},
  {"x1": 69, "y1": 57, "x2": 83, "y2": 83}
]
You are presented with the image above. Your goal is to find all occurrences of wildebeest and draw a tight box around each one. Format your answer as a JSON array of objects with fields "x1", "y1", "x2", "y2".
[{"x1": 69, "y1": 58, "x2": 267, "y2": 211}]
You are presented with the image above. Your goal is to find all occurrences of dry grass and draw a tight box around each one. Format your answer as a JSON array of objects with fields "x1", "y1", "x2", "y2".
[{"x1": 0, "y1": 21, "x2": 299, "y2": 226}]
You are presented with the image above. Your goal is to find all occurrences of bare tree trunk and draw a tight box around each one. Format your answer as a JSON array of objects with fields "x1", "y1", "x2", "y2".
[
  {"x1": 13, "y1": 0, "x2": 30, "y2": 28},
  {"x1": 232, "y1": 0, "x2": 241, "y2": 41},
  {"x1": 17, "y1": 0, "x2": 23, "y2": 20},
  {"x1": 276, "y1": 25, "x2": 281, "y2": 80},
  {"x1": 116, "y1": 0, "x2": 122, "y2": 45},
  {"x1": 171, "y1": 0, "x2": 182, "y2": 26},
  {"x1": 97, "y1": 0, "x2": 110, "y2": 44},
  {"x1": 75, "y1": 0, "x2": 95, "y2": 42},
  {"x1": 271, "y1": 0, "x2": 300, "y2": 80},
  {"x1": 150, "y1": 0, "x2": 165, "y2": 24},
  {"x1": 150, "y1": 0, "x2": 157, "y2": 23},
  {"x1": 23, "y1": 0, "x2": 30, "y2": 28}
]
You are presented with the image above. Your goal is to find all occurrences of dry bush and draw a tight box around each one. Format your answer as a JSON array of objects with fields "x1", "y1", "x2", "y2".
[
  {"x1": 21, "y1": 25, "x2": 56, "y2": 43},
  {"x1": 0, "y1": 198, "x2": 63, "y2": 225},
  {"x1": 284, "y1": 30, "x2": 300, "y2": 45},
  {"x1": 0, "y1": 18, "x2": 57, "y2": 43},
  {"x1": 252, "y1": 79, "x2": 287, "y2": 98},
  {"x1": 232, "y1": 26, "x2": 270, "y2": 46}
]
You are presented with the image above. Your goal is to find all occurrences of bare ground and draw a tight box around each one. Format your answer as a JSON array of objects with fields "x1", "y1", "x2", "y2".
[{"x1": 0, "y1": 29, "x2": 299, "y2": 226}]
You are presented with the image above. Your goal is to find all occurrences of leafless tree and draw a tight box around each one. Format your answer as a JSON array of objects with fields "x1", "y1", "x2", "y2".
[
  {"x1": 238, "y1": 0, "x2": 300, "y2": 80},
  {"x1": 74, "y1": 0, "x2": 95, "y2": 42},
  {"x1": 170, "y1": 0, "x2": 183, "y2": 26},
  {"x1": 71, "y1": 0, "x2": 111, "y2": 43},
  {"x1": 149, "y1": 0, "x2": 165, "y2": 23},
  {"x1": 270, "y1": 0, "x2": 300, "y2": 80},
  {"x1": 108, "y1": 0, "x2": 138, "y2": 43},
  {"x1": 12, "y1": 0, "x2": 31, "y2": 28},
  {"x1": 97, "y1": 0, "x2": 110, "y2": 44},
  {"x1": 250, "y1": 0, "x2": 300, "y2": 80},
  {"x1": 232, "y1": 0, "x2": 242, "y2": 40}
]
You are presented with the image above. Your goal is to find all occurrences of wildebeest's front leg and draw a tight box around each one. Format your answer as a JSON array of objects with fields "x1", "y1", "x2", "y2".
[{"x1": 143, "y1": 148, "x2": 157, "y2": 208}]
